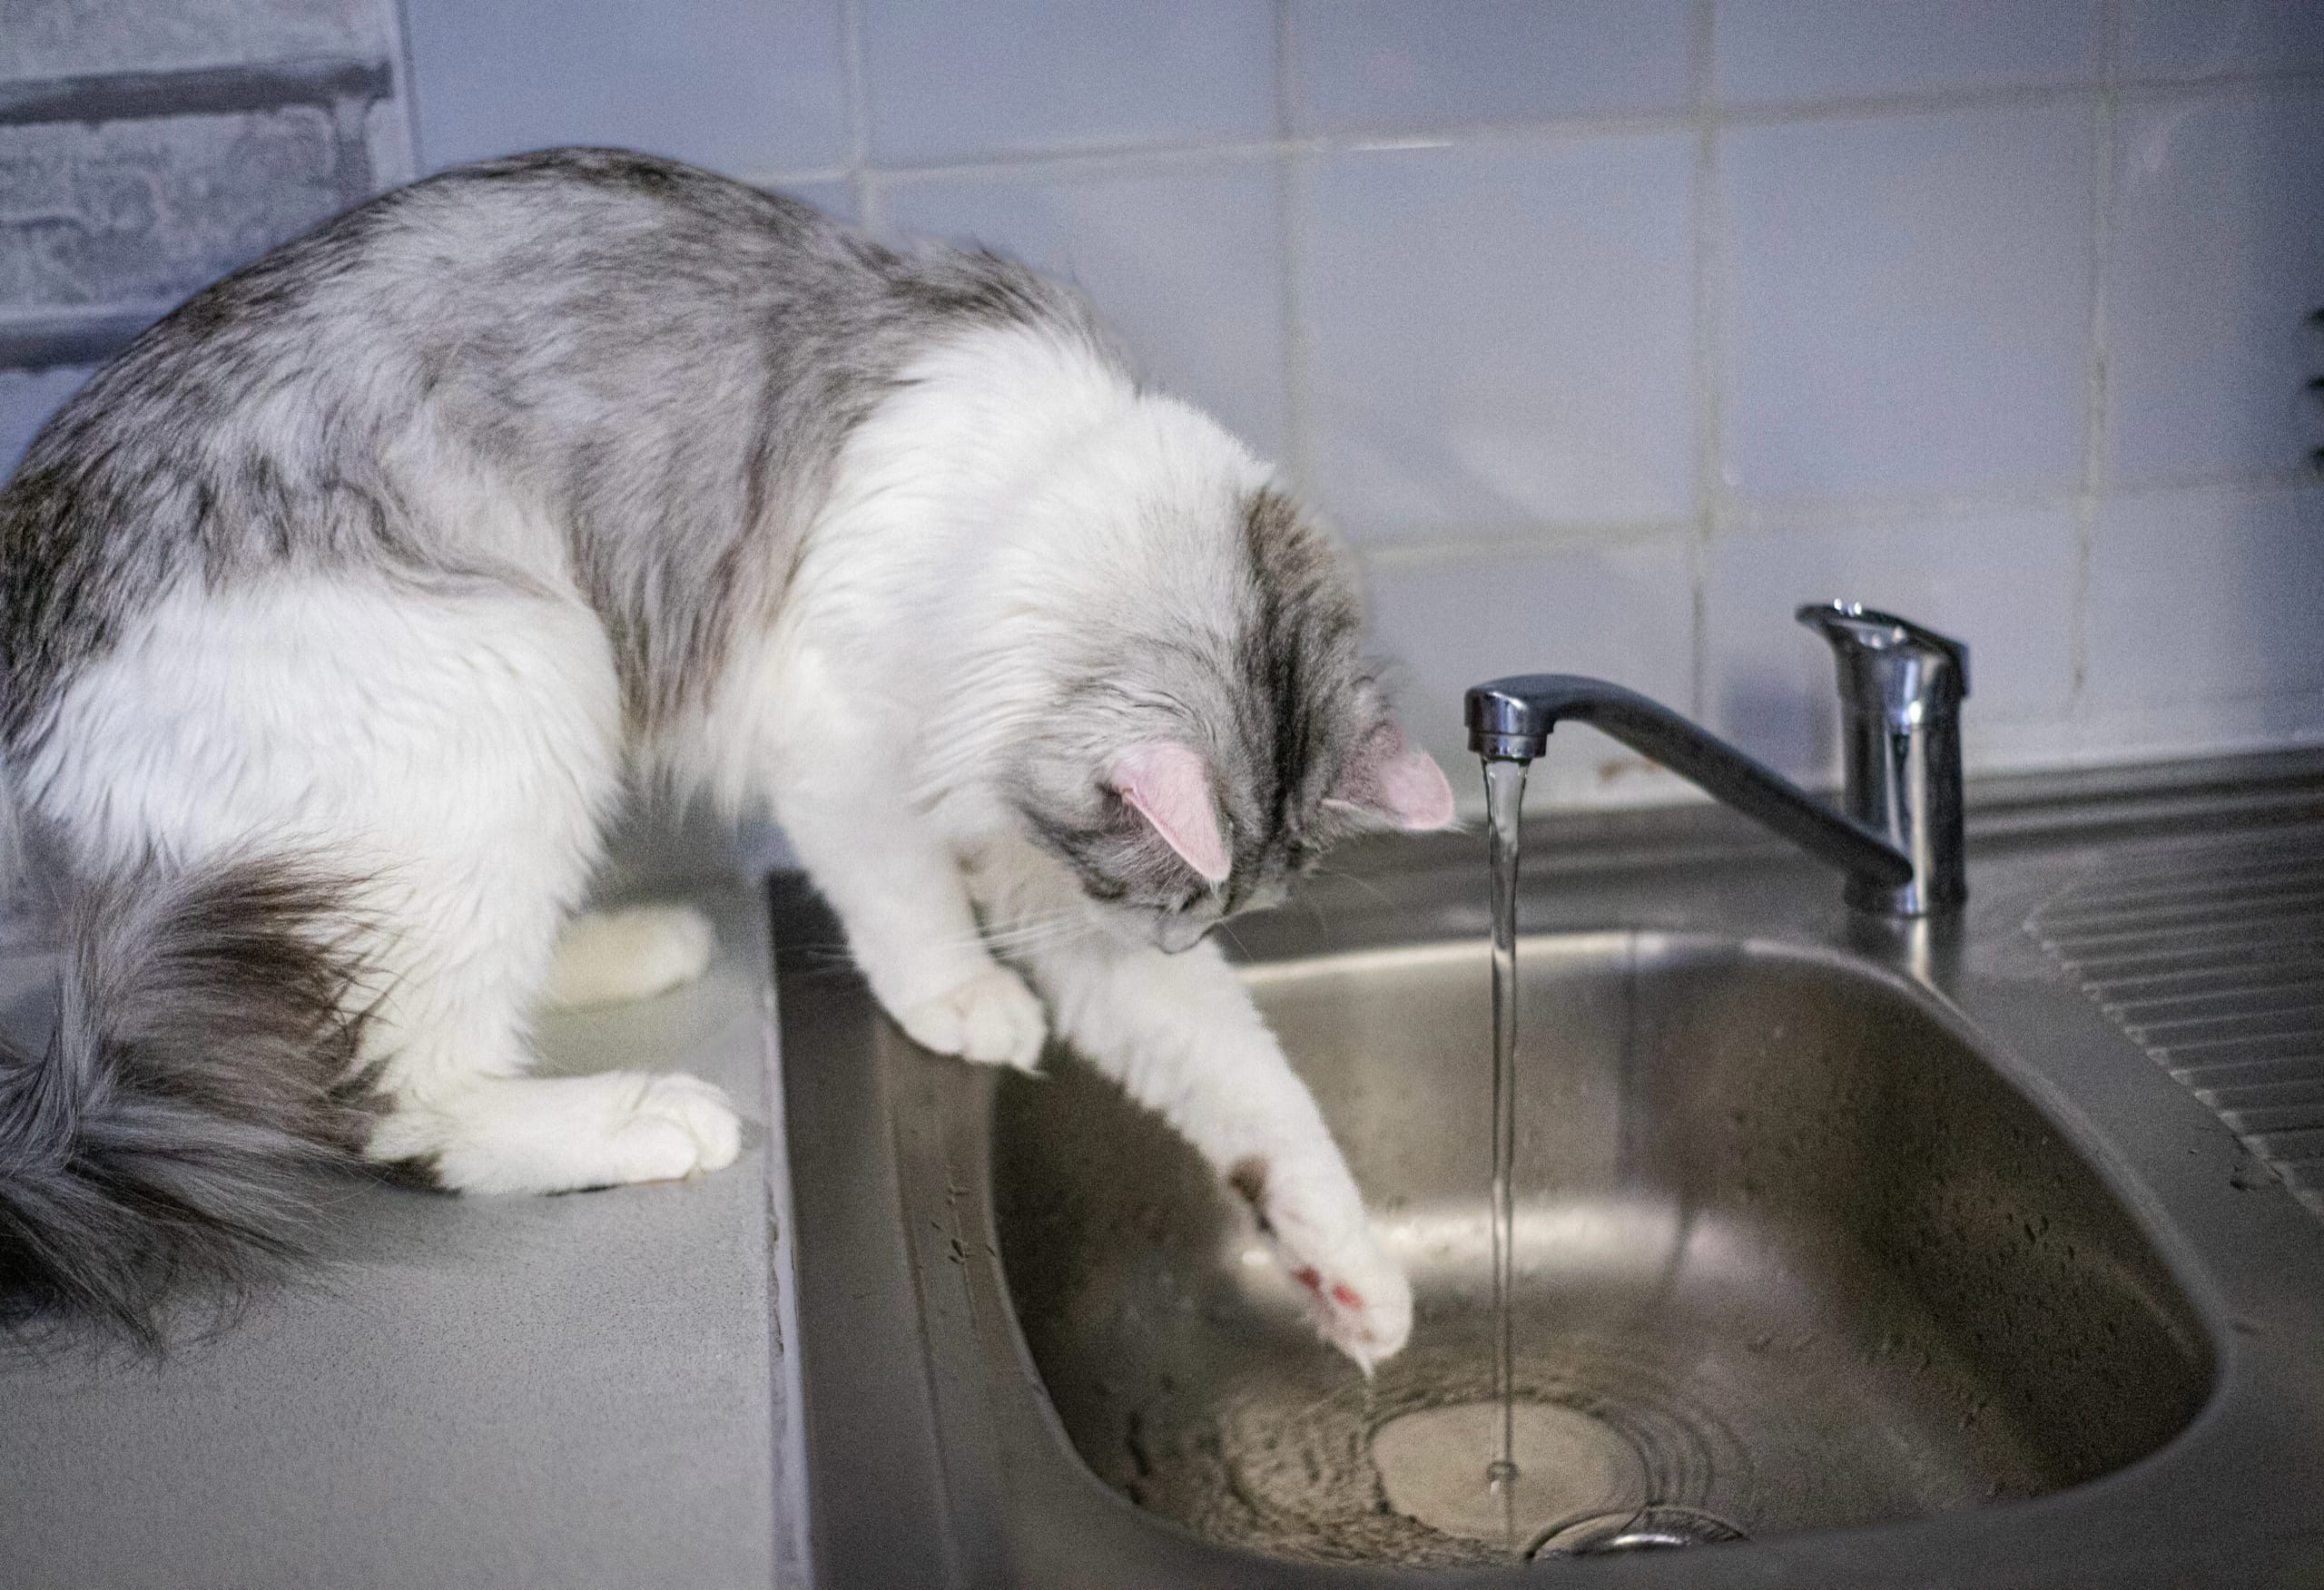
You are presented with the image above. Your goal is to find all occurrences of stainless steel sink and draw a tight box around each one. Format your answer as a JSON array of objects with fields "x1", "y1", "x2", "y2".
[
  {"x1": 994, "y1": 933, "x2": 2210, "y2": 1566},
  {"x1": 772, "y1": 761, "x2": 2324, "y2": 1588}
]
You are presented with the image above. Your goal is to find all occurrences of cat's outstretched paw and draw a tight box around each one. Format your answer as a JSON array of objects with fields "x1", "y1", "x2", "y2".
[
  {"x1": 1281, "y1": 1230, "x2": 1413, "y2": 1374},
  {"x1": 894, "y1": 966, "x2": 1048, "y2": 1071},
  {"x1": 1230, "y1": 1153, "x2": 1413, "y2": 1373},
  {"x1": 542, "y1": 904, "x2": 717, "y2": 1008}
]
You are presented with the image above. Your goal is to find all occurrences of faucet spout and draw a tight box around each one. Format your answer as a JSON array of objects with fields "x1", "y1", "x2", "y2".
[{"x1": 1463, "y1": 674, "x2": 1915, "y2": 899}]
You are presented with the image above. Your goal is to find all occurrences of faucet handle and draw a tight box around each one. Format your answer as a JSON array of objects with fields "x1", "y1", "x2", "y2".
[
  {"x1": 1796, "y1": 602, "x2": 1970, "y2": 719},
  {"x1": 1797, "y1": 602, "x2": 1969, "y2": 915}
]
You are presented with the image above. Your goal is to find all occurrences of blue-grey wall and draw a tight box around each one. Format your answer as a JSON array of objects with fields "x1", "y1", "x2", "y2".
[
  {"x1": 13, "y1": 2, "x2": 2323, "y2": 809},
  {"x1": 0, "y1": 0, "x2": 414, "y2": 462}
]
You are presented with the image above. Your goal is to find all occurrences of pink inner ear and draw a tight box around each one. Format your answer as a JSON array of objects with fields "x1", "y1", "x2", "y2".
[
  {"x1": 1380, "y1": 743, "x2": 1456, "y2": 829},
  {"x1": 1348, "y1": 722, "x2": 1456, "y2": 831},
  {"x1": 1111, "y1": 741, "x2": 1231, "y2": 884}
]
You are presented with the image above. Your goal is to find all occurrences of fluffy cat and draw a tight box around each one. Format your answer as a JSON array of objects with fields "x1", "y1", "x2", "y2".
[{"x1": 0, "y1": 149, "x2": 1452, "y2": 1368}]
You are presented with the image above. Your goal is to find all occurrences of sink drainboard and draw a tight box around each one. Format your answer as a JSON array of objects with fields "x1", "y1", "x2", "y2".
[{"x1": 2031, "y1": 816, "x2": 2324, "y2": 1220}]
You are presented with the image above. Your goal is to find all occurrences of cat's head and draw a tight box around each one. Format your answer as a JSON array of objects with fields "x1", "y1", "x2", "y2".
[{"x1": 1000, "y1": 408, "x2": 1453, "y2": 952}]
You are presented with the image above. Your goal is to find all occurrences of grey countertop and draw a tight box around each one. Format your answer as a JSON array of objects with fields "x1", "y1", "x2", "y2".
[{"x1": 0, "y1": 820, "x2": 807, "y2": 1590}]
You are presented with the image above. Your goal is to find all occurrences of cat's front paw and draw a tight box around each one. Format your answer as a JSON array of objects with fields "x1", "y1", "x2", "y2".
[
  {"x1": 893, "y1": 966, "x2": 1048, "y2": 1071},
  {"x1": 1230, "y1": 1153, "x2": 1413, "y2": 1373}
]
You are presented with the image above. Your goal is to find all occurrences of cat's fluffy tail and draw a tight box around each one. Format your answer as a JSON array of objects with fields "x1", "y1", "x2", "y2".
[{"x1": 0, "y1": 858, "x2": 377, "y2": 1350}]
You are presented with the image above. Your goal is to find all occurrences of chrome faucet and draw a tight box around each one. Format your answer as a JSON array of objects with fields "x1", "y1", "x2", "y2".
[
  {"x1": 1796, "y1": 603, "x2": 1969, "y2": 915},
  {"x1": 1463, "y1": 603, "x2": 1970, "y2": 918}
]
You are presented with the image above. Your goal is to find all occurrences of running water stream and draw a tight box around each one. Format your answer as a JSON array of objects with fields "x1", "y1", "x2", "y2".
[
  {"x1": 1366, "y1": 751, "x2": 1748, "y2": 1560},
  {"x1": 1482, "y1": 755, "x2": 1529, "y2": 1552}
]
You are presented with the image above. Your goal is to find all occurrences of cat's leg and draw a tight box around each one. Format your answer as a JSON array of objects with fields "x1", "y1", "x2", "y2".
[
  {"x1": 539, "y1": 904, "x2": 717, "y2": 1009},
  {"x1": 29, "y1": 574, "x2": 745, "y2": 1194},
  {"x1": 762, "y1": 674, "x2": 1045, "y2": 1070},
  {"x1": 359, "y1": 848, "x2": 743, "y2": 1194},
  {"x1": 776, "y1": 786, "x2": 1046, "y2": 1068},
  {"x1": 344, "y1": 609, "x2": 743, "y2": 1191},
  {"x1": 379, "y1": 1068, "x2": 743, "y2": 1194},
  {"x1": 1015, "y1": 923, "x2": 1412, "y2": 1370}
]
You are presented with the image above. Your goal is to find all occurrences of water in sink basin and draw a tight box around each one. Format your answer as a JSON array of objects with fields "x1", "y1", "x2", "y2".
[{"x1": 992, "y1": 932, "x2": 2212, "y2": 1568}]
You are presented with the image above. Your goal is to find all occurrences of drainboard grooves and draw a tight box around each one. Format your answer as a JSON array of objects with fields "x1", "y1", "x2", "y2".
[
  {"x1": 2032, "y1": 818, "x2": 2324, "y2": 1222},
  {"x1": 2103, "y1": 979, "x2": 2324, "y2": 1020}
]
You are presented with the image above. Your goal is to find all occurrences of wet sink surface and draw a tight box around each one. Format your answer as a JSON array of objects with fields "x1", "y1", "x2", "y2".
[
  {"x1": 993, "y1": 933, "x2": 2213, "y2": 1566},
  {"x1": 774, "y1": 772, "x2": 2324, "y2": 1588}
]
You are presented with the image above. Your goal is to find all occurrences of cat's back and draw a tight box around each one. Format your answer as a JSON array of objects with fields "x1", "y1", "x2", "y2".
[
  {"x1": 0, "y1": 149, "x2": 1101, "y2": 733},
  {"x1": 11, "y1": 147, "x2": 1096, "y2": 510},
  {"x1": 313, "y1": 147, "x2": 881, "y2": 337},
  {"x1": 94, "y1": 150, "x2": 878, "y2": 418}
]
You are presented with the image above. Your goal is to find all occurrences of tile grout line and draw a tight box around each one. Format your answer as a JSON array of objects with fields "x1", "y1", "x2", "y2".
[
  {"x1": 1272, "y1": 0, "x2": 1318, "y2": 496},
  {"x1": 1713, "y1": 466, "x2": 2324, "y2": 528},
  {"x1": 1359, "y1": 519, "x2": 1702, "y2": 569},
  {"x1": 379, "y1": 0, "x2": 420, "y2": 182},
  {"x1": 1342, "y1": 460, "x2": 2324, "y2": 573},
  {"x1": 836, "y1": 0, "x2": 878, "y2": 231},
  {"x1": 803, "y1": 63, "x2": 2324, "y2": 194},
  {"x1": 862, "y1": 135, "x2": 1298, "y2": 189},
  {"x1": 2070, "y1": 0, "x2": 2124, "y2": 743},
  {"x1": 1687, "y1": 0, "x2": 1720, "y2": 724}
]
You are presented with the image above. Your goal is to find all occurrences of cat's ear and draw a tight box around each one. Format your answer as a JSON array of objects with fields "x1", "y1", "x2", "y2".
[
  {"x1": 1110, "y1": 741, "x2": 1231, "y2": 883},
  {"x1": 1331, "y1": 721, "x2": 1456, "y2": 831}
]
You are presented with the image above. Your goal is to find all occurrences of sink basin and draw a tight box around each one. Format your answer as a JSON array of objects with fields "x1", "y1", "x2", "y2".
[
  {"x1": 993, "y1": 933, "x2": 2212, "y2": 1565},
  {"x1": 773, "y1": 773, "x2": 2324, "y2": 1588}
]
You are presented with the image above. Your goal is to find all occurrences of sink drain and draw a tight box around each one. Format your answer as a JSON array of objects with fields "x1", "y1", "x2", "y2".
[
  {"x1": 1529, "y1": 1505, "x2": 1748, "y2": 1557},
  {"x1": 1370, "y1": 1400, "x2": 1645, "y2": 1546}
]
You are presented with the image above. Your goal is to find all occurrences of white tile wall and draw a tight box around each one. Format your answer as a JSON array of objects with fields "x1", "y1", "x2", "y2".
[
  {"x1": 406, "y1": 0, "x2": 849, "y2": 175},
  {"x1": 773, "y1": 180, "x2": 859, "y2": 224},
  {"x1": 2121, "y1": 0, "x2": 2324, "y2": 79},
  {"x1": 12, "y1": 0, "x2": 2319, "y2": 810},
  {"x1": 879, "y1": 156, "x2": 1289, "y2": 456},
  {"x1": 1363, "y1": 535, "x2": 1698, "y2": 809},
  {"x1": 1719, "y1": 103, "x2": 2095, "y2": 505},
  {"x1": 1288, "y1": 0, "x2": 1696, "y2": 132},
  {"x1": 1302, "y1": 132, "x2": 1698, "y2": 539},
  {"x1": 1702, "y1": 508, "x2": 2081, "y2": 779},
  {"x1": 1715, "y1": 0, "x2": 2099, "y2": 103},
  {"x1": 2107, "y1": 86, "x2": 2324, "y2": 485},
  {"x1": 2086, "y1": 483, "x2": 2324, "y2": 712},
  {"x1": 859, "y1": 0, "x2": 1277, "y2": 163}
]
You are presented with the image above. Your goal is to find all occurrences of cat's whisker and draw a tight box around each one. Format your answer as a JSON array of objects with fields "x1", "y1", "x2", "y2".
[
  {"x1": 971, "y1": 911, "x2": 1097, "y2": 948},
  {"x1": 1313, "y1": 865, "x2": 1395, "y2": 908},
  {"x1": 973, "y1": 918, "x2": 1097, "y2": 954},
  {"x1": 976, "y1": 910, "x2": 1084, "y2": 939},
  {"x1": 987, "y1": 928, "x2": 1102, "y2": 959}
]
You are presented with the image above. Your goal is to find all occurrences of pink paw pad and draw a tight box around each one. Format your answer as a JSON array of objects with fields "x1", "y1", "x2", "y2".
[{"x1": 1290, "y1": 1266, "x2": 1364, "y2": 1313}]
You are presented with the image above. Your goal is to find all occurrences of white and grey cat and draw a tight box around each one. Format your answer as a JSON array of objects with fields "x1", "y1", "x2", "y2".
[{"x1": 0, "y1": 149, "x2": 1452, "y2": 1369}]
